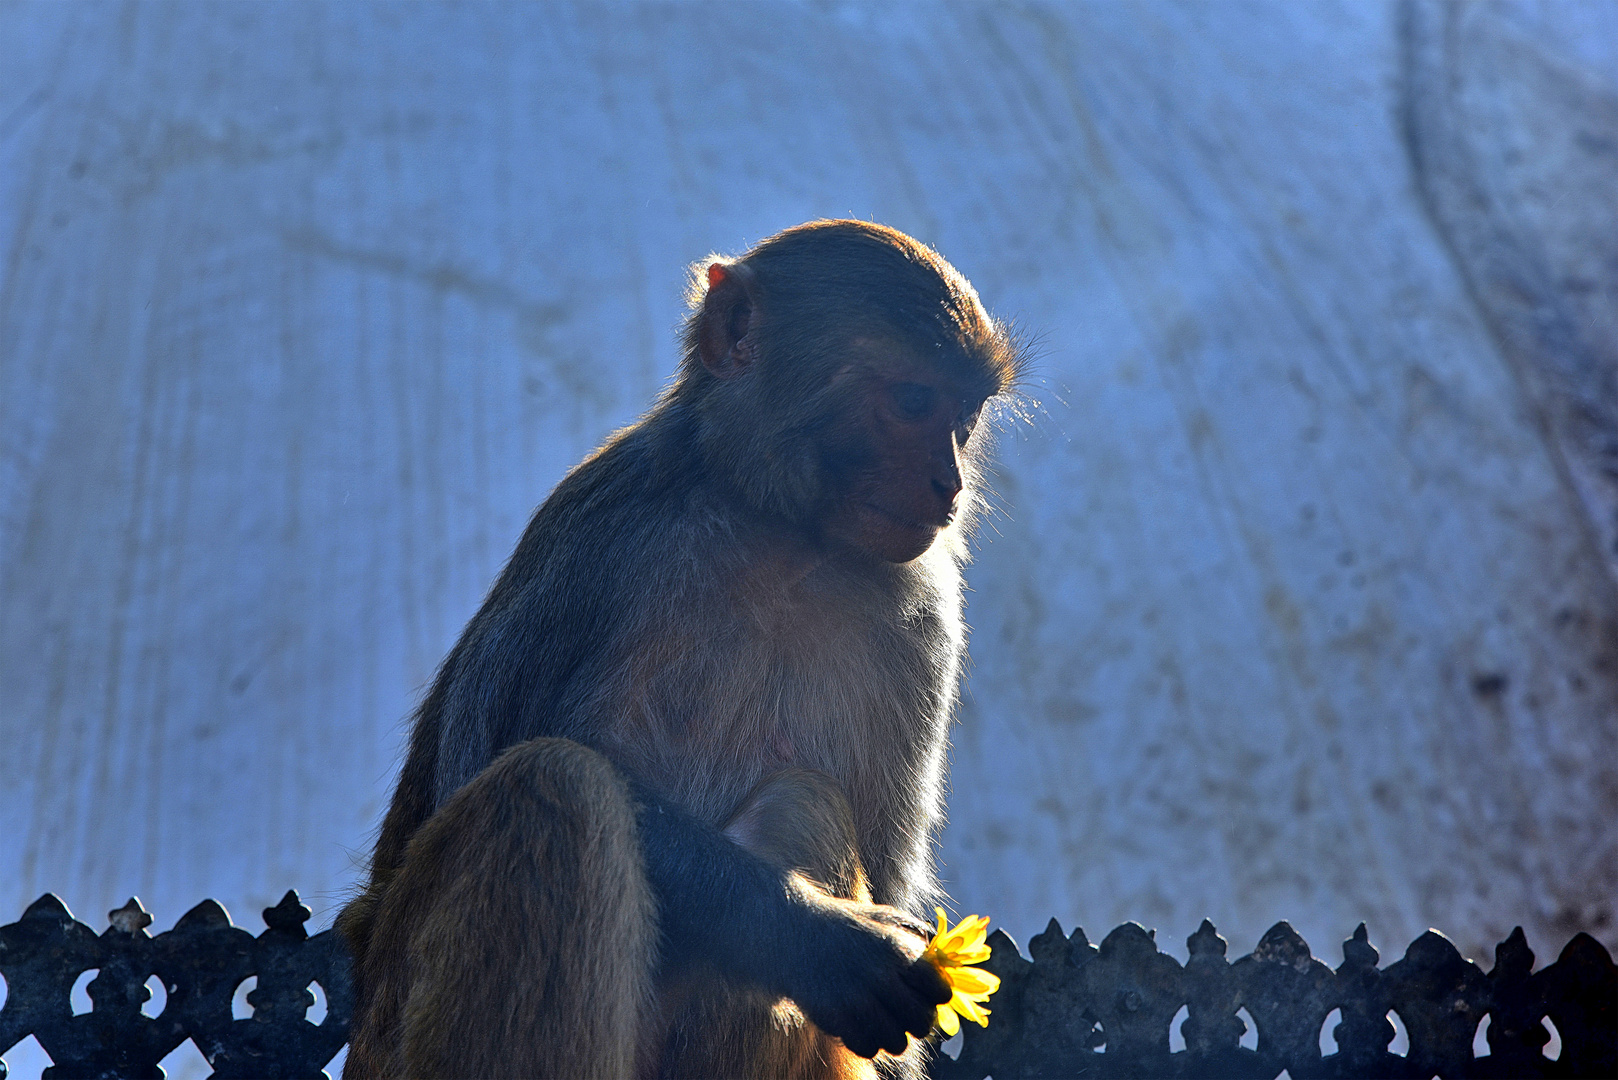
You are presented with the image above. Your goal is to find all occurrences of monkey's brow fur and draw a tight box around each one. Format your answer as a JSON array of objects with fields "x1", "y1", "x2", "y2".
[{"x1": 338, "y1": 219, "x2": 1025, "y2": 1080}]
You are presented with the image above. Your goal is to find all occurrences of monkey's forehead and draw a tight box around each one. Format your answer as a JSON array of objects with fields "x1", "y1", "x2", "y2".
[
  {"x1": 864, "y1": 290, "x2": 1021, "y2": 393},
  {"x1": 837, "y1": 335, "x2": 1011, "y2": 398}
]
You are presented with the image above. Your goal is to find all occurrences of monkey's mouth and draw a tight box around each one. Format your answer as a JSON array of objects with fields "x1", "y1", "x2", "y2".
[{"x1": 863, "y1": 502, "x2": 952, "y2": 532}]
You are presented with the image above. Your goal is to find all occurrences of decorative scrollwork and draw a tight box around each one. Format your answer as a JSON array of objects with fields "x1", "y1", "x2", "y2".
[
  {"x1": 934, "y1": 918, "x2": 1616, "y2": 1080},
  {"x1": 0, "y1": 897, "x2": 1611, "y2": 1079},
  {"x1": 0, "y1": 893, "x2": 351, "y2": 1080}
]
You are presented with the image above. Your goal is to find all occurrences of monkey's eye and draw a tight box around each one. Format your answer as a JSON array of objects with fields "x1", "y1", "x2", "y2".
[{"x1": 889, "y1": 382, "x2": 937, "y2": 422}]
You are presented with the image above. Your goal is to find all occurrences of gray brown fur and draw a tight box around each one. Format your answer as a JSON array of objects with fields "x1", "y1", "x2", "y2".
[
  {"x1": 345, "y1": 740, "x2": 656, "y2": 1078},
  {"x1": 338, "y1": 220, "x2": 1024, "y2": 1078}
]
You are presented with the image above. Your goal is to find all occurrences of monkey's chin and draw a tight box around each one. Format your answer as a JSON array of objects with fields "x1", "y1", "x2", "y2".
[
  {"x1": 853, "y1": 504, "x2": 944, "y2": 563},
  {"x1": 874, "y1": 531, "x2": 941, "y2": 563}
]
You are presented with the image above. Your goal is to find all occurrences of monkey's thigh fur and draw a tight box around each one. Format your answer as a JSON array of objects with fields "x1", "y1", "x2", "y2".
[
  {"x1": 345, "y1": 739, "x2": 656, "y2": 1080},
  {"x1": 345, "y1": 739, "x2": 908, "y2": 1080}
]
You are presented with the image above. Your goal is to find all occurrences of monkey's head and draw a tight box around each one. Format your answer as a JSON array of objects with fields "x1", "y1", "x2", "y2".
[{"x1": 679, "y1": 220, "x2": 1026, "y2": 564}]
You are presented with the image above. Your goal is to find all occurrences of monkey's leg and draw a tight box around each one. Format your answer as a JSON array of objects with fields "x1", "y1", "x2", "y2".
[{"x1": 346, "y1": 738, "x2": 657, "y2": 1080}]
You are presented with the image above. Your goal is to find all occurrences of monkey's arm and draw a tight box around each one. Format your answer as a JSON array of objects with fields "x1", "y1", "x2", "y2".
[{"x1": 631, "y1": 782, "x2": 950, "y2": 1059}]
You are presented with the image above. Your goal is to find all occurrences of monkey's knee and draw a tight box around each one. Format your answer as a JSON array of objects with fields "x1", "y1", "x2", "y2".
[
  {"x1": 357, "y1": 739, "x2": 658, "y2": 1080},
  {"x1": 723, "y1": 768, "x2": 868, "y2": 901}
]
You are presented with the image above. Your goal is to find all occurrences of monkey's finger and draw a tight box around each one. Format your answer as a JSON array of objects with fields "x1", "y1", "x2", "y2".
[
  {"x1": 814, "y1": 996, "x2": 883, "y2": 1060},
  {"x1": 860, "y1": 960, "x2": 937, "y2": 1042},
  {"x1": 879, "y1": 1019, "x2": 913, "y2": 1058},
  {"x1": 901, "y1": 956, "x2": 953, "y2": 1005},
  {"x1": 836, "y1": 1019, "x2": 883, "y2": 1062},
  {"x1": 863, "y1": 906, "x2": 933, "y2": 941},
  {"x1": 855, "y1": 994, "x2": 914, "y2": 1058},
  {"x1": 885, "y1": 976, "x2": 943, "y2": 1039},
  {"x1": 890, "y1": 997, "x2": 937, "y2": 1044}
]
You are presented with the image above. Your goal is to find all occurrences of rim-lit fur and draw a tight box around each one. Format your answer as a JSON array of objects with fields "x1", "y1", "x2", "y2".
[
  {"x1": 674, "y1": 220, "x2": 1026, "y2": 542},
  {"x1": 339, "y1": 221, "x2": 1025, "y2": 1080}
]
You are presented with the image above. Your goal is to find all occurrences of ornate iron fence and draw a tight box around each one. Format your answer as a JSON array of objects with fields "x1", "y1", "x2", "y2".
[
  {"x1": 0, "y1": 893, "x2": 1611, "y2": 1079},
  {"x1": 937, "y1": 918, "x2": 1614, "y2": 1080},
  {"x1": 0, "y1": 893, "x2": 350, "y2": 1080}
]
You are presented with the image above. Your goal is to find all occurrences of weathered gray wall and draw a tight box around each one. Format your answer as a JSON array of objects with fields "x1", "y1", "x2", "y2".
[{"x1": 3, "y1": 4, "x2": 1615, "y2": 1067}]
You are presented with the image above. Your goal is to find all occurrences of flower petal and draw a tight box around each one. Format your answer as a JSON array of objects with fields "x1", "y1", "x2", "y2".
[
  {"x1": 942, "y1": 967, "x2": 999, "y2": 995},
  {"x1": 925, "y1": 910, "x2": 1001, "y2": 1033},
  {"x1": 956, "y1": 996, "x2": 992, "y2": 1026},
  {"x1": 947, "y1": 944, "x2": 992, "y2": 965}
]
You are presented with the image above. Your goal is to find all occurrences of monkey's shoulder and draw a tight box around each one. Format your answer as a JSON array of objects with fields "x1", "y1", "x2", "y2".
[
  {"x1": 443, "y1": 417, "x2": 963, "y2": 759},
  {"x1": 497, "y1": 416, "x2": 954, "y2": 622}
]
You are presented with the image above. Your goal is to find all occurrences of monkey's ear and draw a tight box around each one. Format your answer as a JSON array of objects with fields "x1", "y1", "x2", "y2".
[{"x1": 698, "y1": 261, "x2": 759, "y2": 379}]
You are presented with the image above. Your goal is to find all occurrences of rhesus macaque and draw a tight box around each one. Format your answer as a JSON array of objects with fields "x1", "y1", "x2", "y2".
[{"x1": 338, "y1": 220, "x2": 1025, "y2": 1079}]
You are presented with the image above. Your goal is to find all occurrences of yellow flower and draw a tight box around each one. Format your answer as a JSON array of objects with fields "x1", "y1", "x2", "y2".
[{"x1": 921, "y1": 908, "x2": 1000, "y2": 1037}]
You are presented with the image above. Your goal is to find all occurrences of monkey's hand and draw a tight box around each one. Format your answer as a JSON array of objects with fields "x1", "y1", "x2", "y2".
[
  {"x1": 631, "y1": 780, "x2": 948, "y2": 1057},
  {"x1": 779, "y1": 881, "x2": 952, "y2": 1059}
]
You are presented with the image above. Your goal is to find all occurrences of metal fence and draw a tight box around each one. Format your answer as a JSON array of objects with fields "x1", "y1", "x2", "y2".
[
  {"x1": 0, "y1": 893, "x2": 350, "y2": 1080},
  {"x1": 937, "y1": 917, "x2": 1614, "y2": 1080},
  {"x1": 0, "y1": 893, "x2": 1611, "y2": 1079}
]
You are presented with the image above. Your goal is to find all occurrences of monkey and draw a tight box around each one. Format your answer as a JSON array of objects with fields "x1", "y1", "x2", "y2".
[{"x1": 336, "y1": 220, "x2": 1025, "y2": 1079}]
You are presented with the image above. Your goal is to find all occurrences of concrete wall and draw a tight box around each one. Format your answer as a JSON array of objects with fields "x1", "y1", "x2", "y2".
[{"x1": 3, "y1": 6, "x2": 1615, "y2": 1071}]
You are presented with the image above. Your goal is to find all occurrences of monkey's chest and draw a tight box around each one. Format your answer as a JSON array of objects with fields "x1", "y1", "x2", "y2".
[{"x1": 610, "y1": 577, "x2": 958, "y2": 837}]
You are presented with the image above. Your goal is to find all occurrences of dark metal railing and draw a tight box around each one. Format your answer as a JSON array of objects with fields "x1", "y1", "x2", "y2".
[
  {"x1": 0, "y1": 893, "x2": 1611, "y2": 1079},
  {"x1": 937, "y1": 917, "x2": 1614, "y2": 1079},
  {"x1": 0, "y1": 893, "x2": 350, "y2": 1080}
]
